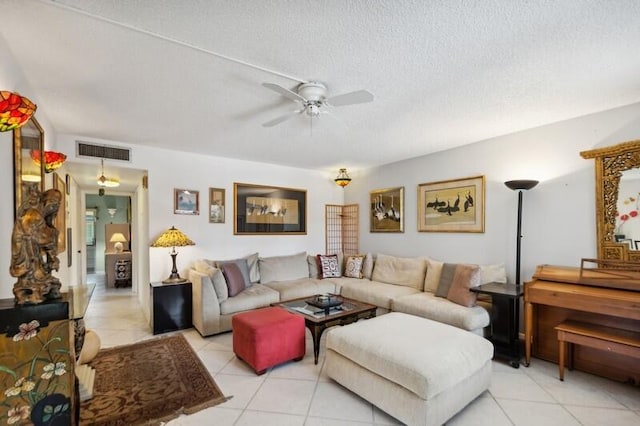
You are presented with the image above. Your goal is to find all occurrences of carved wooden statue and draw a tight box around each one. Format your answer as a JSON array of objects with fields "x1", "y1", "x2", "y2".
[{"x1": 10, "y1": 187, "x2": 62, "y2": 304}]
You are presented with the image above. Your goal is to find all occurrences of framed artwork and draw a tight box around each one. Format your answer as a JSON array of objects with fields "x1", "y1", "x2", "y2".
[
  {"x1": 174, "y1": 189, "x2": 199, "y2": 215},
  {"x1": 209, "y1": 187, "x2": 225, "y2": 223},
  {"x1": 418, "y1": 175, "x2": 485, "y2": 233},
  {"x1": 52, "y1": 172, "x2": 67, "y2": 252},
  {"x1": 370, "y1": 187, "x2": 404, "y2": 233},
  {"x1": 234, "y1": 182, "x2": 306, "y2": 235}
]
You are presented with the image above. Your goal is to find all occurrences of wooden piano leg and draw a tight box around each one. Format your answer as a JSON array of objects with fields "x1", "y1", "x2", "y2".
[
  {"x1": 557, "y1": 330, "x2": 566, "y2": 381},
  {"x1": 525, "y1": 301, "x2": 533, "y2": 367}
]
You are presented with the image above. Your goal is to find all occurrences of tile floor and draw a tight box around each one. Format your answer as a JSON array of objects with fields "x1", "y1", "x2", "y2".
[{"x1": 83, "y1": 276, "x2": 640, "y2": 425}]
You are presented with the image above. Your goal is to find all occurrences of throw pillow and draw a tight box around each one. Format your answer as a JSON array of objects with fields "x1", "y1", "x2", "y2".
[
  {"x1": 447, "y1": 264, "x2": 481, "y2": 307},
  {"x1": 193, "y1": 260, "x2": 228, "y2": 302},
  {"x1": 480, "y1": 263, "x2": 507, "y2": 284},
  {"x1": 317, "y1": 254, "x2": 341, "y2": 278},
  {"x1": 221, "y1": 262, "x2": 247, "y2": 297},
  {"x1": 435, "y1": 263, "x2": 458, "y2": 297},
  {"x1": 216, "y1": 258, "x2": 252, "y2": 288},
  {"x1": 344, "y1": 255, "x2": 365, "y2": 278}
]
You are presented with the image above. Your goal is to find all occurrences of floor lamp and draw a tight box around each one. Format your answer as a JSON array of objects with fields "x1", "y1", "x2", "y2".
[{"x1": 505, "y1": 180, "x2": 539, "y2": 285}]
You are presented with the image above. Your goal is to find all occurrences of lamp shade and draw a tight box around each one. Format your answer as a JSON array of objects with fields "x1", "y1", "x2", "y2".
[
  {"x1": 151, "y1": 226, "x2": 195, "y2": 248},
  {"x1": 109, "y1": 232, "x2": 128, "y2": 253},
  {"x1": 334, "y1": 168, "x2": 352, "y2": 187},
  {"x1": 151, "y1": 226, "x2": 195, "y2": 284},
  {"x1": 0, "y1": 91, "x2": 37, "y2": 132},
  {"x1": 30, "y1": 150, "x2": 67, "y2": 173},
  {"x1": 504, "y1": 180, "x2": 539, "y2": 191}
]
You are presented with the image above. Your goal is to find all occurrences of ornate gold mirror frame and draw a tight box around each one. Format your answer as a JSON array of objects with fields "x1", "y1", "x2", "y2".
[
  {"x1": 581, "y1": 139, "x2": 640, "y2": 261},
  {"x1": 13, "y1": 116, "x2": 44, "y2": 220}
]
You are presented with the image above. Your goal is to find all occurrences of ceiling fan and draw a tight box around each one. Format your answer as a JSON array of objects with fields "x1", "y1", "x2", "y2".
[{"x1": 261, "y1": 81, "x2": 374, "y2": 128}]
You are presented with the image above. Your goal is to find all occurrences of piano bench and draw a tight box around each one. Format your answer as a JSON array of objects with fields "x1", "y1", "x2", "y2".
[{"x1": 555, "y1": 320, "x2": 640, "y2": 381}]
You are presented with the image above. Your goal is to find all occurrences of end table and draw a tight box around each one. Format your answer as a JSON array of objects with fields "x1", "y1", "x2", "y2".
[
  {"x1": 150, "y1": 281, "x2": 192, "y2": 334},
  {"x1": 471, "y1": 282, "x2": 524, "y2": 368}
]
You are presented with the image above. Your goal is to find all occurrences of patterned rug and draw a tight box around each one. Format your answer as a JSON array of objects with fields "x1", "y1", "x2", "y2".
[{"x1": 80, "y1": 334, "x2": 230, "y2": 425}]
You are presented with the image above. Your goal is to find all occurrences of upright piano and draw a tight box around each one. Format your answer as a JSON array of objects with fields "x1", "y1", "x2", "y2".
[{"x1": 524, "y1": 263, "x2": 640, "y2": 383}]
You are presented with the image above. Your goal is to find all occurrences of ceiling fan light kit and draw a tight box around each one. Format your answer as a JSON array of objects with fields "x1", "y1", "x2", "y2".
[{"x1": 262, "y1": 80, "x2": 373, "y2": 128}]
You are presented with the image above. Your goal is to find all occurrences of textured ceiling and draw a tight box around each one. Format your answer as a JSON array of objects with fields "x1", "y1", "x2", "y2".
[{"x1": 3, "y1": 0, "x2": 640, "y2": 175}]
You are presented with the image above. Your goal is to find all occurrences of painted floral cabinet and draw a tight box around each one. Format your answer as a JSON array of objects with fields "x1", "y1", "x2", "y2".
[{"x1": 0, "y1": 296, "x2": 75, "y2": 425}]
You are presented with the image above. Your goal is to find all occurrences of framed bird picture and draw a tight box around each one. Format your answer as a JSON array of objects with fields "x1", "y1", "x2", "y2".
[
  {"x1": 370, "y1": 187, "x2": 404, "y2": 233},
  {"x1": 417, "y1": 175, "x2": 485, "y2": 233}
]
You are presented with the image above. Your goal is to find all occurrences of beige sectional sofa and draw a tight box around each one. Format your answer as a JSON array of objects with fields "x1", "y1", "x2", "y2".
[{"x1": 188, "y1": 251, "x2": 504, "y2": 337}]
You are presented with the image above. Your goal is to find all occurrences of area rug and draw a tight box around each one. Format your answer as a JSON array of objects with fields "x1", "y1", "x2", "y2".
[{"x1": 80, "y1": 334, "x2": 230, "y2": 425}]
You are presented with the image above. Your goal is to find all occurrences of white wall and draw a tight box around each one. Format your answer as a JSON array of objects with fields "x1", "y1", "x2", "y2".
[
  {"x1": 0, "y1": 36, "x2": 63, "y2": 300},
  {"x1": 345, "y1": 102, "x2": 640, "y2": 284},
  {"x1": 53, "y1": 135, "x2": 345, "y2": 282}
]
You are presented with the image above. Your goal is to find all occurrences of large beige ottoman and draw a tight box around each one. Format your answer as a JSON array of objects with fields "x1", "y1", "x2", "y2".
[{"x1": 325, "y1": 312, "x2": 493, "y2": 426}]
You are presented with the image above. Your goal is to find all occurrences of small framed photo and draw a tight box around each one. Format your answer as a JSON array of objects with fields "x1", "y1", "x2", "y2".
[
  {"x1": 370, "y1": 187, "x2": 404, "y2": 233},
  {"x1": 418, "y1": 175, "x2": 485, "y2": 233},
  {"x1": 174, "y1": 189, "x2": 199, "y2": 215},
  {"x1": 209, "y1": 187, "x2": 225, "y2": 223}
]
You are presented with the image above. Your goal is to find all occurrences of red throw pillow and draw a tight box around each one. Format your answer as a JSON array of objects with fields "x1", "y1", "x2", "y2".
[{"x1": 221, "y1": 262, "x2": 246, "y2": 297}]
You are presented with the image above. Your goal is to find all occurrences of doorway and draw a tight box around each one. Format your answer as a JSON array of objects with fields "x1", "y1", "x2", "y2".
[{"x1": 85, "y1": 194, "x2": 132, "y2": 289}]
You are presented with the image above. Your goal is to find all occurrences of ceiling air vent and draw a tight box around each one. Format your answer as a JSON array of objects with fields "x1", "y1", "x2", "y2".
[{"x1": 76, "y1": 141, "x2": 131, "y2": 162}]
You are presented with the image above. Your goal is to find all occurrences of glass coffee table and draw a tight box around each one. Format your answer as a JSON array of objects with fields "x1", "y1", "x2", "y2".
[{"x1": 274, "y1": 295, "x2": 377, "y2": 364}]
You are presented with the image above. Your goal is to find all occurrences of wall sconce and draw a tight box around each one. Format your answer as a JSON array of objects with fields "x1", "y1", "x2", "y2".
[
  {"x1": 334, "y1": 168, "x2": 352, "y2": 187},
  {"x1": 107, "y1": 208, "x2": 117, "y2": 218},
  {"x1": 0, "y1": 91, "x2": 37, "y2": 132}
]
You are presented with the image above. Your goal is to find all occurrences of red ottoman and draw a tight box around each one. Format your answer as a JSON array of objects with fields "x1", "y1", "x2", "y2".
[{"x1": 232, "y1": 307, "x2": 306, "y2": 375}]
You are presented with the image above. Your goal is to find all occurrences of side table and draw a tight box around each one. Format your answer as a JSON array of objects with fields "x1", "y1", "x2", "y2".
[
  {"x1": 150, "y1": 281, "x2": 193, "y2": 334},
  {"x1": 471, "y1": 282, "x2": 524, "y2": 368}
]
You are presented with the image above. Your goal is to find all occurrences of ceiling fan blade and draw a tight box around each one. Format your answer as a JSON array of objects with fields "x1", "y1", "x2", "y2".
[
  {"x1": 262, "y1": 82, "x2": 306, "y2": 103},
  {"x1": 262, "y1": 109, "x2": 304, "y2": 127},
  {"x1": 327, "y1": 89, "x2": 374, "y2": 107}
]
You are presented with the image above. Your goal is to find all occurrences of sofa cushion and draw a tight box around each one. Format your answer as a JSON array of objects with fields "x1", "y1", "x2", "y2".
[
  {"x1": 340, "y1": 279, "x2": 420, "y2": 310},
  {"x1": 318, "y1": 254, "x2": 341, "y2": 278},
  {"x1": 424, "y1": 257, "x2": 443, "y2": 293},
  {"x1": 194, "y1": 260, "x2": 229, "y2": 302},
  {"x1": 219, "y1": 284, "x2": 280, "y2": 315},
  {"x1": 221, "y1": 262, "x2": 247, "y2": 297},
  {"x1": 259, "y1": 252, "x2": 309, "y2": 284},
  {"x1": 447, "y1": 264, "x2": 481, "y2": 307},
  {"x1": 263, "y1": 278, "x2": 336, "y2": 301},
  {"x1": 391, "y1": 292, "x2": 490, "y2": 332},
  {"x1": 370, "y1": 254, "x2": 427, "y2": 290},
  {"x1": 307, "y1": 255, "x2": 321, "y2": 279},
  {"x1": 344, "y1": 255, "x2": 365, "y2": 279},
  {"x1": 362, "y1": 253, "x2": 374, "y2": 279}
]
